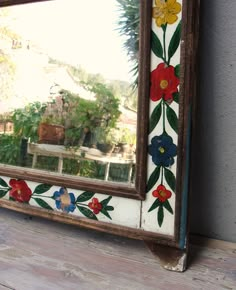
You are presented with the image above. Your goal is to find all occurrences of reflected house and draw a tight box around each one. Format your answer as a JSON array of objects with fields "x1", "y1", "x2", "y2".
[
  {"x1": 0, "y1": 102, "x2": 14, "y2": 134},
  {"x1": 0, "y1": 120, "x2": 14, "y2": 134},
  {"x1": 12, "y1": 39, "x2": 22, "y2": 49}
]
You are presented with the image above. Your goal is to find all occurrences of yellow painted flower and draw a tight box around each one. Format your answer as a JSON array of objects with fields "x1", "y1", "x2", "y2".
[{"x1": 153, "y1": 0, "x2": 182, "y2": 27}]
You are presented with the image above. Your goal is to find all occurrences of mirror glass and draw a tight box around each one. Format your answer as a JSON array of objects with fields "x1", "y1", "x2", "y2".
[{"x1": 0, "y1": 0, "x2": 141, "y2": 186}]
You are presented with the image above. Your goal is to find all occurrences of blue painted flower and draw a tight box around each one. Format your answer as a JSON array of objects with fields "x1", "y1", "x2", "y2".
[
  {"x1": 53, "y1": 187, "x2": 76, "y2": 213},
  {"x1": 148, "y1": 134, "x2": 177, "y2": 167}
]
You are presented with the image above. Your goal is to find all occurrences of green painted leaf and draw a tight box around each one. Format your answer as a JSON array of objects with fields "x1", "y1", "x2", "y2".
[
  {"x1": 76, "y1": 191, "x2": 95, "y2": 203},
  {"x1": 100, "y1": 195, "x2": 112, "y2": 207},
  {"x1": 163, "y1": 200, "x2": 173, "y2": 214},
  {"x1": 0, "y1": 178, "x2": 9, "y2": 188},
  {"x1": 101, "y1": 208, "x2": 112, "y2": 220},
  {"x1": 0, "y1": 190, "x2": 8, "y2": 198},
  {"x1": 173, "y1": 92, "x2": 179, "y2": 103},
  {"x1": 9, "y1": 197, "x2": 15, "y2": 201},
  {"x1": 158, "y1": 205, "x2": 164, "y2": 227},
  {"x1": 33, "y1": 184, "x2": 53, "y2": 194},
  {"x1": 164, "y1": 167, "x2": 176, "y2": 192},
  {"x1": 148, "y1": 198, "x2": 161, "y2": 212},
  {"x1": 175, "y1": 64, "x2": 180, "y2": 78},
  {"x1": 33, "y1": 198, "x2": 53, "y2": 210},
  {"x1": 149, "y1": 101, "x2": 162, "y2": 134},
  {"x1": 168, "y1": 21, "x2": 181, "y2": 62},
  {"x1": 146, "y1": 166, "x2": 161, "y2": 193},
  {"x1": 77, "y1": 206, "x2": 98, "y2": 220},
  {"x1": 105, "y1": 205, "x2": 114, "y2": 211},
  {"x1": 166, "y1": 105, "x2": 178, "y2": 133},
  {"x1": 151, "y1": 30, "x2": 163, "y2": 59}
]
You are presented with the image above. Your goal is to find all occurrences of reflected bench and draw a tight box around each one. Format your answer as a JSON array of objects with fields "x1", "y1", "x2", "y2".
[{"x1": 27, "y1": 143, "x2": 135, "y2": 183}]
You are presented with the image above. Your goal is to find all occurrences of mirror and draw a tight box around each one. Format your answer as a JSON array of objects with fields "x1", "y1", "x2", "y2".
[{"x1": 0, "y1": 0, "x2": 151, "y2": 199}]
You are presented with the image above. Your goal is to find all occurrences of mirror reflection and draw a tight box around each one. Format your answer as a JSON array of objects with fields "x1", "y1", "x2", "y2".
[{"x1": 0, "y1": 0, "x2": 139, "y2": 184}]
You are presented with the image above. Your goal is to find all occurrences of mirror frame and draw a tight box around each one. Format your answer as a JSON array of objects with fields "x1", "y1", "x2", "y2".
[
  {"x1": 0, "y1": 0, "x2": 152, "y2": 200},
  {"x1": 0, "y1": 0, "x2": 200, "y2": 271}
]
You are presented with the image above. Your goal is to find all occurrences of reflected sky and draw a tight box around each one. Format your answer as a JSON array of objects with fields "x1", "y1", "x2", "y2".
[{"x1": 4, "y1": 0, "x2": 132, "y2": 81}]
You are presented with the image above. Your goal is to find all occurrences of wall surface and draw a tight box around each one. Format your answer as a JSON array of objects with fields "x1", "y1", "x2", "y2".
[{"x1": 190, "y1": 0, "x2": 236, "y2": 242}]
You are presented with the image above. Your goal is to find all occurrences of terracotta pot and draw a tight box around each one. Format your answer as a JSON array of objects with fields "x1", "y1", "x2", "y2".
[{"x1": 38, "y1": 123, "x2": 65, "y2": 145}]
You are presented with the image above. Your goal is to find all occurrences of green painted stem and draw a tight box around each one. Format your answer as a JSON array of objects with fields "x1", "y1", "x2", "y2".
[
  {"x1": 76, "y1": 202, "x2": 90, "y2": 207},
  {"x1": 32, "y1": 195, "x2": 53, "y2": 199},
  {"x1": 0, "y1": 187, "x2": 10, "y2": 190},
  {"x1": 162, "y1": 24, "x2": 167, "y2": 64},
  {"x1": 161, "y1": 166, "x2": 164, "y2": 185},
  {"x1": 162, "y1": 100, "x2": 166, "y2": 133}
]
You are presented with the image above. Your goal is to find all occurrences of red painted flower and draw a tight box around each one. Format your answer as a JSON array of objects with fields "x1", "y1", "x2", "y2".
[
  {"x1": 88, "y1": 198, "x2": 103, "y2": 214},
  {"x1": 152, "y1": 184, "x2": 172, "y2": 202},
  {"x1": 9, "y1": 179, "x2": 32, "y2": 203},
  {"x1": 150, "y1": 63, "x2": 179, "y2": 103}
]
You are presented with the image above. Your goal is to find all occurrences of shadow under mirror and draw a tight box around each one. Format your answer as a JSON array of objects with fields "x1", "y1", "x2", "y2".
[{"x1": 0, "y1": 0, "x2": 151, "y2": 199}]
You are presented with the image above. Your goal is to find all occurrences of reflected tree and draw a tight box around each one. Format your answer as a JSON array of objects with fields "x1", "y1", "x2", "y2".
[{"x1": 116, "y1": 0, "x2": 140, "y2": 87}]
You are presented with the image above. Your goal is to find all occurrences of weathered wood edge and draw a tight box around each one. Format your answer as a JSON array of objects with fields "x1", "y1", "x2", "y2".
[
  {"x1": 135, "y1": 0, "x2": 152, "y2": 199},
  {"x1": 0, "y1": 165, "x2": 142, "y2": 200},
  {"x1": 144, "y1": 241, "x2": 187, "y2": 272},
  {"x1": 174, "y1": 0, "x2": 200, "y2": 247},
  {"x1": 0, "y1": 199, "x2": 181, "y2": 248}
]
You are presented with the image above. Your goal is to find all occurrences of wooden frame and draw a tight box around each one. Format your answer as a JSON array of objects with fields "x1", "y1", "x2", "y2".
[{"x1": 0, "y1": 0, "x2": 200, "y2": 271}]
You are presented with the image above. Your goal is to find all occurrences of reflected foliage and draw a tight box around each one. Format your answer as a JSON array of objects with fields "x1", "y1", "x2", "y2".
[
  {"x1": 0, "y1": 102, "x2": 45, "y2": 165},
  {"x1": 116, "y1": 0, "x2": 140, "y2": 87}
]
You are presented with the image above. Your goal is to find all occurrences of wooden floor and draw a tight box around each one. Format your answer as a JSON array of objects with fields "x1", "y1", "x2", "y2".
[{"x1": 0, "y1": 208, "x2": 235, "y2": 290}]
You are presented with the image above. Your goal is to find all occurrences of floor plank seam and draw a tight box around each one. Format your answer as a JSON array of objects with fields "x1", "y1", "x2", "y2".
[{"x1": 0, "y1": 283, "x2": 15, "y2": 290}]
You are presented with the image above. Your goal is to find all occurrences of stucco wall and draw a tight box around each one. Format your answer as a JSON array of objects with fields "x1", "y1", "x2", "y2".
[{"x1": 190, "y1": 0, "x2": 236, "y2": 242}]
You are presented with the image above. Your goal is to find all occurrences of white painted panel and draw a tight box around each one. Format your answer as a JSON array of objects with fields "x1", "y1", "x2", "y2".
[{"x1": 0, "y1": 176, "x2": 141, "y2": 229}]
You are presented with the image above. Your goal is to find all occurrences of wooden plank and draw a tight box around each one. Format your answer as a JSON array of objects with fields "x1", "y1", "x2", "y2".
[{"x1": 0, "y1": 209, "x2": 235, "y2": 289}]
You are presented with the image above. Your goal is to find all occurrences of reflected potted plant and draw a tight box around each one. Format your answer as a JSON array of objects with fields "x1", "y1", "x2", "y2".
[
  {"x1": 38, "y1": 83, "x2": 121, "y2": 147},
  {"x1": 105, "y1": 127, "x2": 136, "y2": 159},
  {"x1": 60, "y1": 85, "x2": 121, "y2": 150},
  {"x1": 118, "y1": 128, "x2": 136, "y2": 152},
  {"x1": 38, "y1": 95, "x2": 65, "y2": 144},
  {"x1": 96, "y1": 127, "x2": 120, "y2": 154}
]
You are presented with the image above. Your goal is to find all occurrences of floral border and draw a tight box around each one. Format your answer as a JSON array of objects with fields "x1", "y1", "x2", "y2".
[
  {"x1": 0, "y1": 177, "x2": 114, "y2": 220},
  {"x1": 147, "y1": 0, "x2": 182, "y2": 227},
  {"x1": 0, "y1": 0, "x2": 183, "y2": 232}
]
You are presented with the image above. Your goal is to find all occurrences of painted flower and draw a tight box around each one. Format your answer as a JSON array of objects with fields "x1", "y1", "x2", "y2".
[
  {"x1": 153, "y1": 0, "x2": 181, "y2": 27},
  {"x1": 53, "y1": 187, "x2": 76, "y2": 213},
  {"x1": 88, "y1": 198, "x2": 103, "y2": 214},
  {"x1": 152, "y1": 184, "x2": 172, "y2": 202},
  {"x1": 9, "y1": 179, "x2": 32, "y2": 203},
  {"x1": 150, "y1": 63, "x2": 179, "y2": 103},
  {"x1": 148, "y1": 133, "x2": 177, "y2": 167}
]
